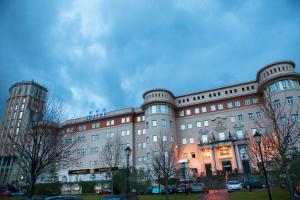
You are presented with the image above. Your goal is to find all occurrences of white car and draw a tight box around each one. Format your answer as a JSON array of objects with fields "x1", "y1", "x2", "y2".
[{"x1": 226, "y1": 180, "x2": 242, "y2": 192}]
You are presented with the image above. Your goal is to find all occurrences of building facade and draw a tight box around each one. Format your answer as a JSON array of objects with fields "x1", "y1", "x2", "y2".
[
  {"x1": 0, "y1": 81, "x2": 48, "y2": 184},
  {"x1": 1, "y1": 60, "x2": 300, "y2": 184}
]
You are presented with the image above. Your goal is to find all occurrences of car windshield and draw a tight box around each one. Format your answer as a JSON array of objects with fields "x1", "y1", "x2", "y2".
[
  {"x1": 228, "y1": 181, "x2": 240, "y2": 184},
  {"x1": 191, "y1": 183, "x2": 200, "y2": 186}
]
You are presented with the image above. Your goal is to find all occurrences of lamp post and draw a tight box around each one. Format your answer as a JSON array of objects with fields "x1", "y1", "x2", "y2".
[
  {"x1": 254, "y1": 132, "x2": 272, "y2": 200},
  {"x1": 125, "y1": 146, "x2": 132, "y2": 195},
  {"x1": 242, "y1": 155, "x2": 252, "y2": 192}
]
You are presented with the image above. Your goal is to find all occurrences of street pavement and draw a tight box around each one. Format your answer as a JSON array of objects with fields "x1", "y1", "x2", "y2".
[{"x1": 199, "y1": 189, "x2": 230, "y2": 200}]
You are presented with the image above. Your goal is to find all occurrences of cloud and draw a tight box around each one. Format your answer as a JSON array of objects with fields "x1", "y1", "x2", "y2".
[{"x1": 0, "y1": 0, "x2": 300, "y2": 119}]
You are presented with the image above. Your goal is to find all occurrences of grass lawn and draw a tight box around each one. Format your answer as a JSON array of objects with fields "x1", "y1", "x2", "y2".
[
  {"x1": 231, "y1": 188, "x2": 290, "y2": 200},
  {"x1": 0, "y1": 193, "x2": 204, "y2": 200}
]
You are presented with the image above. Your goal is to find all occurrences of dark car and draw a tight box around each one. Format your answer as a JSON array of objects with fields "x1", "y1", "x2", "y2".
[
  {"x1": 190, "y1": 183, "x2": 202, "y2": 193},
  {"x1": 176, "y1": 184, "x2": 187, "y2": 193},
  {"x1": 199, "y1": 183, "x2": 207, "y2": 193},
  {"x1": 243, "y1": 178, "x2": 266, "y2": 189},
  {"x1": 0, "y1": 191, "x2": 10, "y2": 197},
  {"x1": 100, "y1": 194, "x2": 139, "y2": 200},
  {"x1": 44, "y1": 196, "x2": 82, "y2": 200}
]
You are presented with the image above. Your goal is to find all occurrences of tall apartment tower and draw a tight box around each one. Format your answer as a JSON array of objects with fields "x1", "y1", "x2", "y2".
[{"x1": 0, "y1": 81, "x2": 48, "y2": 185}]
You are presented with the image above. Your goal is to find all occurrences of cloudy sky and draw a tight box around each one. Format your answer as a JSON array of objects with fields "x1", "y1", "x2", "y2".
[{"x1": 0, "y1": 0, "x2": 300, "y2": 118}]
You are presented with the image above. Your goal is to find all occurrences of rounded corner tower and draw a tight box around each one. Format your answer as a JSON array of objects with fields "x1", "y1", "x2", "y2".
[
  {"x1": 141, "y1": 88, "x2": 178, "y2": 148},
  {"x1": 256, "y1": 60, "x2": 300, "y2": 102}
]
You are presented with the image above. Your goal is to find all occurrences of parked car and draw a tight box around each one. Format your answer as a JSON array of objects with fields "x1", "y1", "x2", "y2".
[
  {"x1": 199, "y1": 183, "x2": 207, "y2": 193},
  {"x1": 190, "y1": 183, "x2": 202, "y2": 193},
  {"x1": 44, "y1": 196, "x2": 82, "y2": 200},
  {"x1": 100, "y1": 194, "x2": 139, "y2": 200},
  {"x1": 152, "y1": 186, "x2": 165, "y2": 194},
  {"x1": 226, "y1": 180, "x2": 242, "y2": 192},
  {"x1": 0, "y1": 191, "x2": 10, "y2": 197},
  {"x1": 167, "y1": 185, "x2": 176, "y2": 194},
  {"x1": 97, "y1": 189, "x2": 112, "y2": 195},
  {"x1": 10, "y1": 190, "x2": 25, "y2": 196},
  {"x1": 176, "y1": 184, "x2": 187, "y2": 193},
  {"x1": 243, "y1": 178, "x2": 266, "y2": 189}
]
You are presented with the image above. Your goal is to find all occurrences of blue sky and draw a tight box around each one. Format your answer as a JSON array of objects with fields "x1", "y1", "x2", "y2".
[{"x1": 0, "y1": 0, "x2": 300, "y2": 118}]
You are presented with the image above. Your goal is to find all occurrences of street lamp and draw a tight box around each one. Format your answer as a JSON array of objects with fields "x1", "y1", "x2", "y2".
[
  {"x1": 254, "y1": 132, "x2": 272, "y2": 200},
  {"x1": 125, "y1": 146, "x2": 132, "y2": 195},
  {"x1": 242, "y1": 155, "x2": 252, "y2": 192}
]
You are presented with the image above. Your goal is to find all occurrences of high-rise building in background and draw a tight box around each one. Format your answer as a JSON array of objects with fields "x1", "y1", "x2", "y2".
[
  {"x1": 0, "y1": 60, "x2": 300, "y2": 187},
  {"x1": 0, "y1": 81, "x2": 47, "y2": 184}
]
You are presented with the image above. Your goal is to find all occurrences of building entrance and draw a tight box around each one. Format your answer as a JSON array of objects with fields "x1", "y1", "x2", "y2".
[
  {"x1": 222, "y1": 160, "x2": 232, "y2": 174},
  {"x1": 205, "y1": 164, "x2": 212, "y2": 176}
]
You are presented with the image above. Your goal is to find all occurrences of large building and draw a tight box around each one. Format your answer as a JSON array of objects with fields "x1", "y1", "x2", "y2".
[
  {"x1": 1, "y1": 60, "x2": 300, "y2": 184},
  {"x1": 0, "y1": 81, "x2": 48, "y2": 184}
]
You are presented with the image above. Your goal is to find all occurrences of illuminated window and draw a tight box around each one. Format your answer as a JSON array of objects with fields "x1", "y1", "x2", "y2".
[
  {"x1": 220, "y1": 149, "x2": 230, "y2": 156},
  {"x1": 194, "y1": 108, "x2": 200, "y2": 114},
  {"x1": 186, "y1": 109, "x2": 191, "y2": 115},
  {"x1": 201, "y1": 107, "x2": 207, "y2": 113}
]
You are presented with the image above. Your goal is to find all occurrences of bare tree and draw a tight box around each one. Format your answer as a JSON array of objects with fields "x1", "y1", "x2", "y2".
[
  {"x1": 99, "y1": 133, "x2": 123, "y2": 168},
  {"x1": 7, "y1": 99, "x2": 77, "y2": 197},
  {"x1": 99, "y1": 133, "x2": 123, "y2": 194},
  {"x1": 252, "y1": 91, "x2": 300, "y2": 199},
  {"x1": 151, "y1": 134, "x2": 177, "y2": 200}
]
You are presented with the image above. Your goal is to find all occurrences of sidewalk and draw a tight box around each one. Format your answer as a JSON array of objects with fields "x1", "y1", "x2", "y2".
[{"x1": 199, "y1": 189, "x2": 230, "y2": 200}]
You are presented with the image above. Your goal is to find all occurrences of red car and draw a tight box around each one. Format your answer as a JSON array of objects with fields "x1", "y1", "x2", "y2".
[
  {"x1": 0, "y1": 191, "x2": 10, "y2": 197},
  {"x1": 96, "y1": 189, "x2": 112, "y2": 195}
]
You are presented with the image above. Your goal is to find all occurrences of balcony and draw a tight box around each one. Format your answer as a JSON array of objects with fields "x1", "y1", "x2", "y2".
[{"x1": 198, "y1": 134, "x2": 247, "y2": 148}]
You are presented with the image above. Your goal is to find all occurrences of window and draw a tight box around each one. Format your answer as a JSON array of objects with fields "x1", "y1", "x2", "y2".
[
  {"x1": 256, "y1": 112, "x2": 262, "y2": 119},
  {"x1": 121, "y1": 118, "x2": 126, "y2": 123},
  {"x1": 238, "y1": 114, "x2": 243, "y2": 122},
  {"x1": 187, "y1": 123, "x2": 193, "y2": 129},
  {"x1": 274, "y1": 100, "x2": 281, "y2": 108},
  {"x1": 106, "y1": 120, "x2": 114, "y2": 126},
  {"x1": 292, "y1": 114, "x2": 299, "y2": 122},
  {"x1": 236, "y1": 130, "x2": 244, "y2": 139},
  {"x1": 230, "y1": 116, "x2": 236, "y2": 123},
  {"x1": 196, "y1": 121, "x2": 202, "y2": 127},
  {"x1": 163, "y1": 135, "x2": 168, "y2": 141},
  {"x1": 142, "y1": 116, "x2": 145, "y2": 121},
  {"x1": 244, "y1": 99, "x2": 251, "y2": 105},
  {"x1": 194, "y1": 108, "x2": 200, "y2": 114},
  {"x1": 202, "y1": 134, "x2": 208, "y2": 143},
  {"x1": 160, "y1": 105, "x2": 167, "y2": 113},
  {"x1": 248, "y1": 113, "x2": 254, "y2": 120},
  {"x1": 219, "y1": 132, "x2": 225, "y2": 140},
  {"x1": 137, "y1": 129, "x2": 141, "y2": 135},
  {"x1": 161, "y1": 119, "x2": 167, "y2": 126},
  {"x1": 201, "y1": 106, "x2": 207, "y2": 113},
  {"x1": 287, "y1": 96, "x2": 293, "y2": 104},
  {"x1": 281, "y1": 117, "x2": 287, "y2": 124},
  {"x1": 252, "y1": 97, "x2": 258, "y2": 104},
  {"x1": 92, "y1": 122, "x2": 100, "y2": 129},
  {"x1": 153, "y1": 135, "x2": 158, "y2": 142},
  {"x1": 227, "y1": 101, "x2": 233, "y2": 108},
  {"x1": 183, "y1": 153, "x2": 188, "y2": 159},
  {"x1": 180, "y1": 124, "x2": 186, "y2": 130},
  {"x1": 138, "y1": 143, "x2": 142, "y2": 149},
  {"x1": 137, "y1": 116, "x2": 141, "y2": 122},
  {"x1": 189, "y1": 137, "x2": 194, "y2": 143},
  {"x1": 79, "y1": 125, "x2": 86, "y2": 131},
  {"x1": 218, "y1": 104, "x2": 223, "y2": 110},
  {"x1": 151, "y1": 105, "x2": 157, "y2": 114},
  {"x1": 179, "y1": 110, "x2": 184, "y2": 117},
  {"x1": 252, "y1": 128, "x2": 257, "y2": 135},
  {"x1": 152, "y1": 120, "x2": 157, "y2": 127},
  {"x1": 126, "y1": 130, "x2": 130, "y2": 135},
  {"x1": 191, "y1": 152, "x2": 196, "y2": 158},
  {"x1": 91, "y1": 134, "x2": 99, "y2": 140},
  {"x1": 186, "y1": 109, "x2": 191, "y2": 115},
  {"x1": 204, "y1": 120, "x2": 209, "y2": 127},
  {"x1": 235, "y1": 101, "x2": 240, "y2": 107},
  {"x1": 121, "y1": 130, "x2": 126, "y2": 136},
  {"x1": 220, "y1": 149, "x2": 230, "y2": 156},
  {"x1": 142, "y1": 129, "x2": 146, "y2": 134},
  {"x1": 182, "y1": 138, "x2": 187, "y2": 144},
  {"x1": 126, "y1": 117, "x2": 130, "y2": 123},
  {"x1": 210, "y1": 105, "x2": 216, "y2": 111}
]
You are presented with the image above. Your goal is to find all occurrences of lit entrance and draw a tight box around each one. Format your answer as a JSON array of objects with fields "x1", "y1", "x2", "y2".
[{"x1": 222, "y1": 160, "x2": 232, "y2": 174}]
